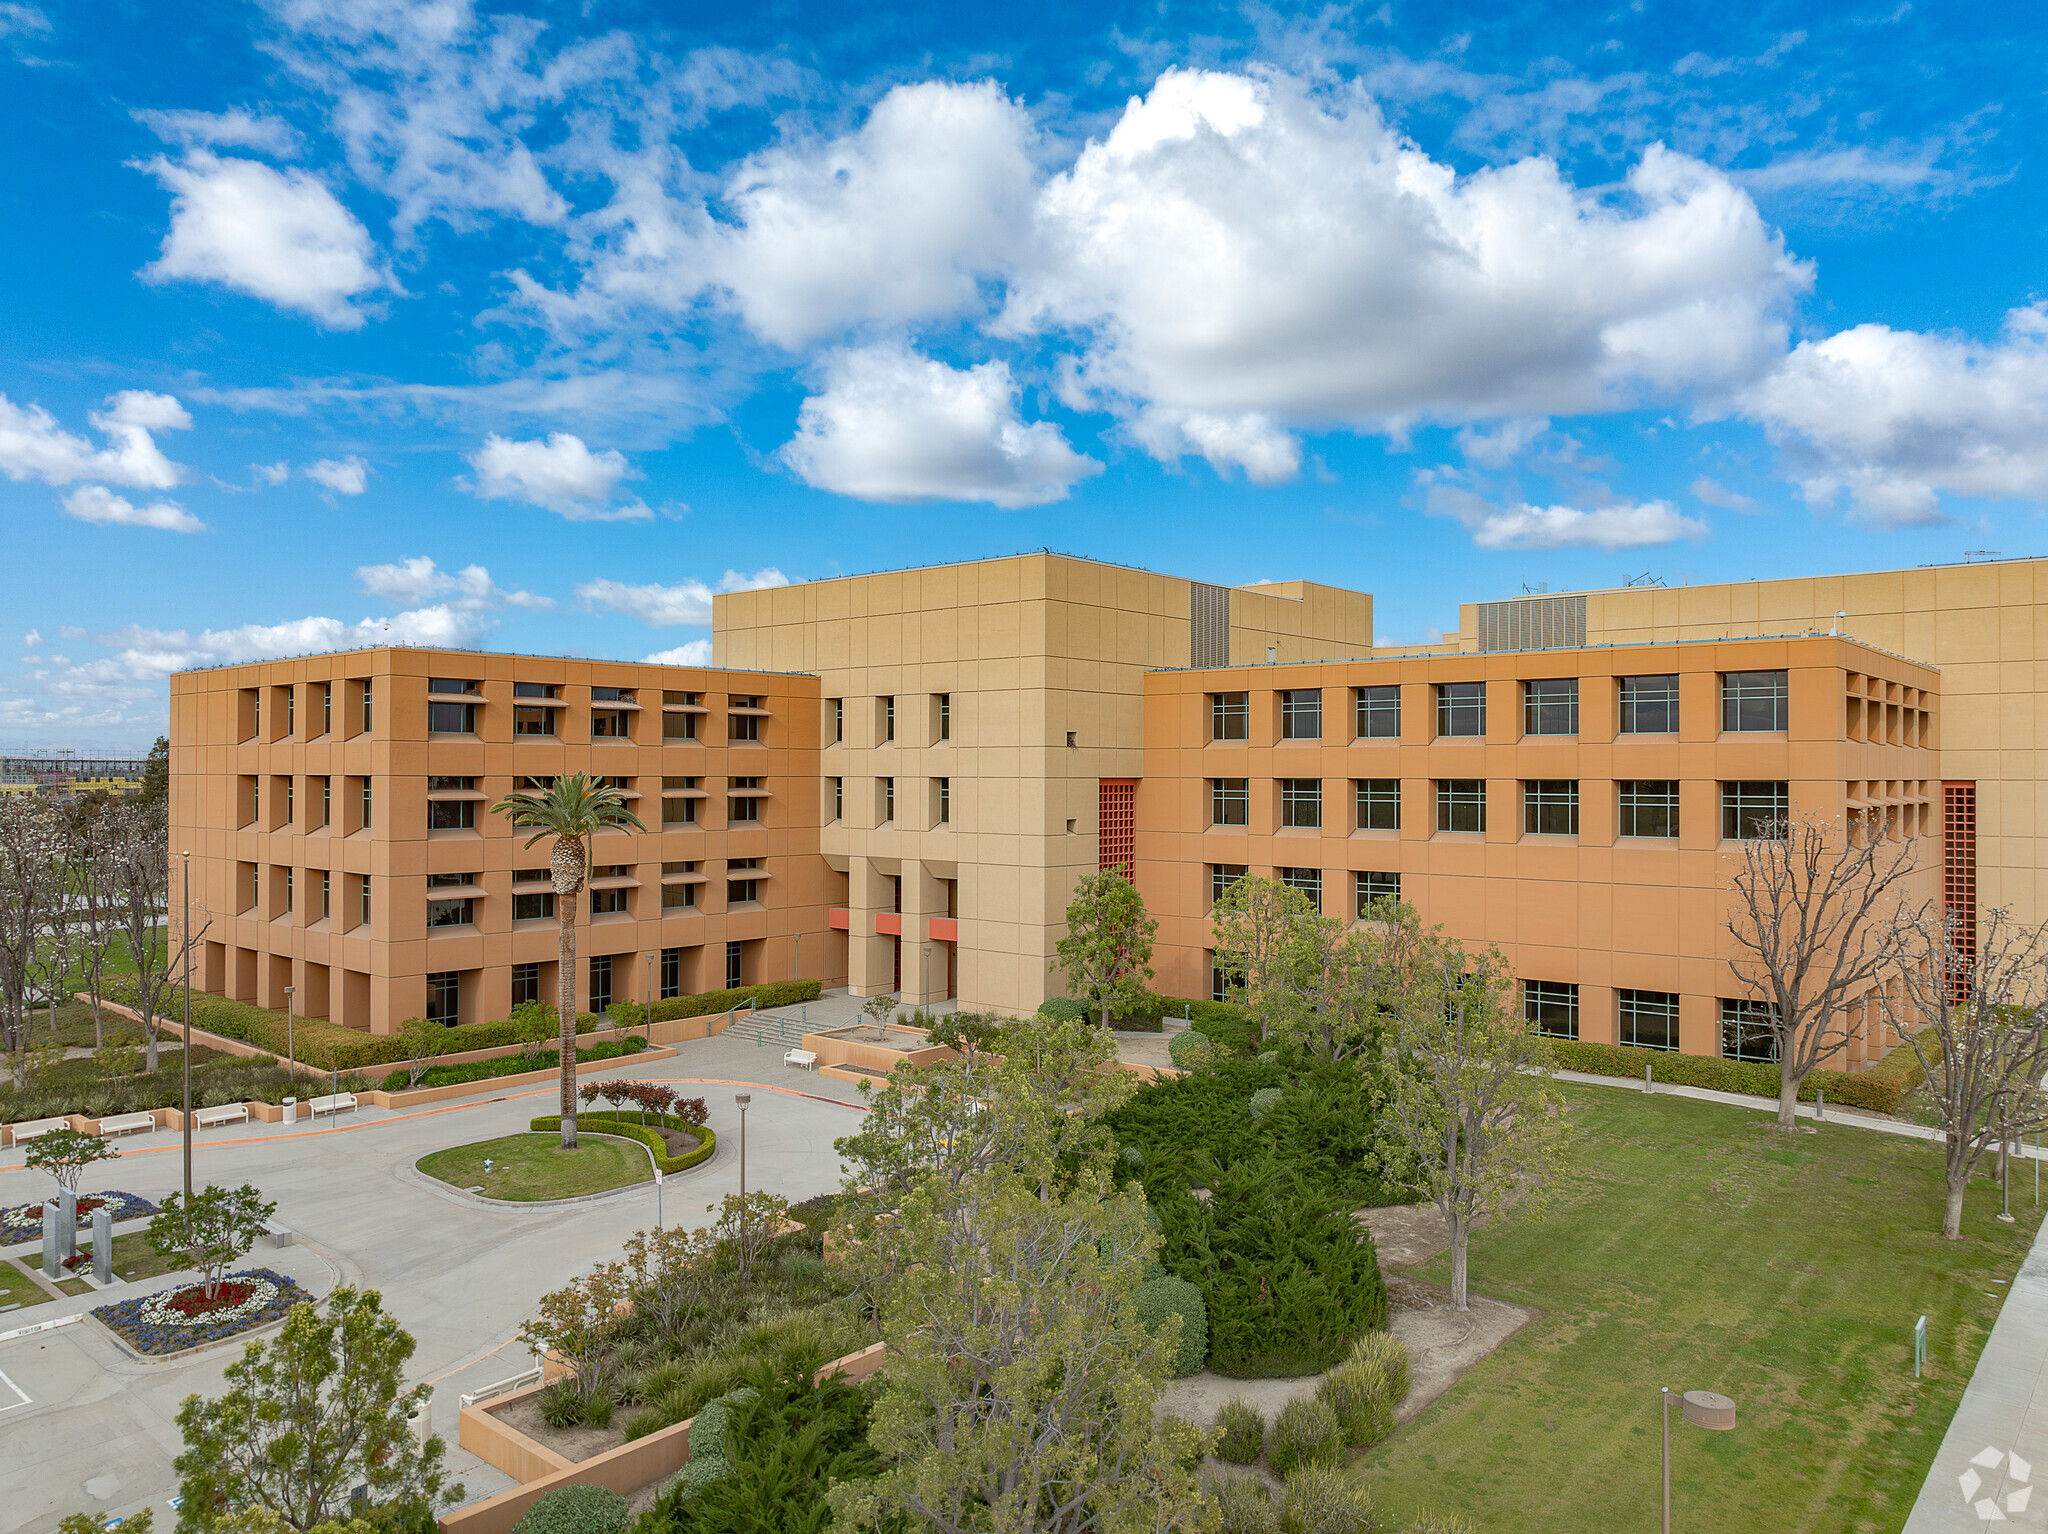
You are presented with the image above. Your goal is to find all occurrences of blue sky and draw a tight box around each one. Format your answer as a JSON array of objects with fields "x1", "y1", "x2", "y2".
[{"x1": 3, "y1": 0, "x2": 2044, "y2": 750}]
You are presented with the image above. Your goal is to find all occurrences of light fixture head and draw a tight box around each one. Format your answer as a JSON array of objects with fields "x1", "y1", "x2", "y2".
[{"x1": 1682, "y1": 1391, "x2": 1737, "y2": 1431}]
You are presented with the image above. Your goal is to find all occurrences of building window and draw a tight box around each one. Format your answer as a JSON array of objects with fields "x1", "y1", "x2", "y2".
[
  {"x1": 318, "y1": 776, "x2": 331, "y2": 828},
  {"x1": 1436, "y1": 681, "x2": 1486, "y2": 737},
  {"x1": 663, "y1": 795, "x2": 699, "y2": 826},
  {"x1": 428, "y1": 800, "x2": 476, "y2": 831},
  {"x1": 1619, "y1": 989, "x2": 1679, "y2": 1051},
  {"x1": 881, "y1": 696, "x2": 895, "y2": 742},
  {"x1": 426, "y1": 897, "x2": 474, "y2": 928},
  {"x1": 1620, "y1": 674, "x2": 1679, "y2": 734},
  {"x1": 283, "y1": 868, "x2": 294, "y2": 915},
  {"x1": 661, "y1": 883, "x2": 698, "y2": 910},
  {"x1": 359, "y1": 778, "x2": 372, "y2": 829},
  {"x1": 515, "y1": 682, "x2": 559, "y2": 699},
  {"x1": 881, "y1": 778, "x2": 895, "y2": 822},
  {"x1": 514, "y1": 867, "x2": 549, "y2": 883},
  {"x1": 1210, "y1": 778, "x2": 1249, "y2": 827},
  {"x1": 728, "y1": 878, "x2": 760, "y2": 904},
  {"x1": 284, "y1": 778, "x2": 294, "y2": 825},
  {"x1": 592, "y1": 709, "x2": 633, "y2": 738},
  {"x1": 588, "y1": 887, "x2": 628, "y2": 915},
  {"x1": 592, "y1": 686, "x2": 635, "y2": 703},
  {"x1": 514, "y1": 891, "x2": 556, "y2": 921},
  {"x1": 729, "y1": 697, "x2": 763, "y2": 742},
  {"x1": 512, "y1": 962, "x2": 541, "y2": 1007},
  {"x1": 428, "y1": 775, "x2": 477, "y2": 791},
  {"x1": 1523, "y1": 780, "x2": 1579, "y2": 836},
  {"x1": 1210, "y1": 864, "x2": 1248, "y2": 906},
  {"x1": 319, "y1": 871, "x2": 330, "y2": 921},
  {"x1": 938, "y1": 778, "x2": 950, "y2": 825},
  {"x1": 1618, "y1": 781, "x2": 1679, "y2": 839},
  {"x1": 660, "y1": 947, "x2": 682, "y2": 999},
  {"x1": 426, "y1": 971, "x2": 460, "y2": 1026},
  {"x1": 662, "y1": 708, "x2": 698, "y2": 741},
  {"x1": 319, "y1": 682, "x2": 332, "y2": 736},
  {"x1": 1210, "y1": 952, "x2": 1230, "y2": 1003},
  {"x1": 1524, "y1": 980, "x2": 1579, "y2": 1039},
  {"x1": 937, "y1": 694, "x2": 951, "y2": 742},
  {"x1": 1354, "y1": 685, "x2": 1399, "y2": 740},
  {"x1": 725, "y1": 940, "x2": 744, "y2": 989},
  {"x1": 589, "y1": 955, "x2": 614, "y2": 1014},
  {"x1": 1279, "y1": 867, "x2": 1323, "y2": 911},
  {"x1": 1720, "y1": 998, "x2": 1778, "y2": 1061},
  {"x1": 515, "y1": 706, "x2": 557, "y2": 736},
  {"x1": 359, "y1": 874, "x2": 371, "y2": 928},
  {"x1": 1523, "y1": 678, "x2": 1579, "y2": 736},
  {"x1": 427, "y1": 701, "x2": 476, "y2": 734},
  {"x1": 1280, "y1": 689, "x2": 1323, "y2": 740},
  {"x1": 1280, "y1": 778, "x2": 1323, "y2": 828},
  {"x1": 1721, "y1": 670, "x2": 1789, "y2": 733},
  {"x1": 284, "y1": 686, "x2": 295, "y2": 738},
  {"x1": 1436, "y1": 779, "x2": 1486, "y2": 833},
  {"x1": 248, "y1": 776, "x2": 259, "y2": 827},
  {"x1": 426, "y1": 873, "x2": 469, "y2": 889},
  {"x1": 1211, "y1": 692, "x2": 1249, "y2": 741},
  {"x1": 1355, "y1": 778, "x2": 1399, "y2": 831},
  {"x1": 516, "y1": 775, "x2": 557, "y2": 792},
  {"x1": 429, "y1": 677, "x2": 479, "y2": 695},
  {"x1": 829, "y1": 777, "x2": 843, "y2": 822},
  {"x1": 728, "y1": 777, "x2": 763, "y2": 823},
  {"x1": 1721, "y1": 781, "x2": 1789, "y2": 841},
  {"x1": 1354, "y1": 870, "x2": 1400, "y2": 915},
  {"x1": 359, "y1": 678, "x2": 373, "y2": 735}
]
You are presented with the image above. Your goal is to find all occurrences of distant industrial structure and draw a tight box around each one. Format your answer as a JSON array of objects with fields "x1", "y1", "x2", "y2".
[{"x1": 0, "y1": 751, "x2": 151, "y2": 800}]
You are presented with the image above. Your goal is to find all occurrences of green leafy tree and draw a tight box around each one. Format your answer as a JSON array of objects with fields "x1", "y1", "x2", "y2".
[
  {"x1": 148, "y1": 1184, "x2": 277, "y2": 1301},
  {"x1": 396, "y1": 1015, "x2": 441, "y2": 1088},
  {"x1": 489, "y1": 774, "x2": 646, "y2": 1148},
  {"x1": 25, "y1": 1126, "x2": 120, "y2": 1194},
  {"x1": 1052, "y1": 868, "x2": 1157, "y2": 1029},
  {"x1": 1380, "y1": 941, "x2": 1567, "y2": 1310},
  {"x1": 137, "y1": 735, "x2": 170, "y2": 808},
  {"x1": 172, "y1": 1286, "x2": 461, "y2": 1534},
  {"x1": 1209, "y1": 876, "x2": 1320, "y2": 1045},
  {"x1": 59, "y1": 1510, "x2": 154, "y2": 1534}
]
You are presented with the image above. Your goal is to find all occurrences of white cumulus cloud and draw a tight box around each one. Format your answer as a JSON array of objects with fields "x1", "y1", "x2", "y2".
[
  {"x1": 134, "y1": 106, "x2": 303, "y2": 157},
  {"x1": 577, "y1": 567, "x2": 787, "y2": 627},
  {"x1": 779, "y1": 344, "x2": 1100, "y2": 507},
  {"x1": 644, "y1": 640, "x2": 714, "y2": 666},
  {"x1": 306, "y1": 455, "x2": 369, "y2": 494},
  {"x1": 1004, "y1": 69, "x2": 1806, "y2": 477},
  {"x1": 61, "y1": 485, "x2": 206, "y2": 533},
  {"x1": 355, "y1": 555, "x2": 549, "y2": 611},
  {"x1": 134, "y1": 150, "x2": 391, "y2": 329},
  {"x1": 1742, "y1": 305, "x2": 2048, "y2": 528},
  {"x1": 0, "y1": 390, "x2": 191, "y2": 490},
  {"x1": 1690, "y1": 476, "x2": 1758, "y2": 512},
  {"x1": 1426, "y1": 481, "x2": 1706, "y2": 549},
  {"x1": 465, "y1": 432, "x2": 648, "y2": 519}
]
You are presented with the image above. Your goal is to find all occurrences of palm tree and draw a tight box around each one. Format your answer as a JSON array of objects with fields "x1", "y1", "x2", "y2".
[{"x1": 490, "y1": 773, "x2": 645, "y2": 1148}]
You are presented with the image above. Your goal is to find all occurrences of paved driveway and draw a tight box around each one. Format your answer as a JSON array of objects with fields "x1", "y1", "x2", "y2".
[{"x1": 0, "y1": 1033, "x2": 868, "y2": 1533}]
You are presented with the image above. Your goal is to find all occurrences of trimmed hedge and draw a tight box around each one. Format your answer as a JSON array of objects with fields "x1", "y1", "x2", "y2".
[
  {"x1": 1168, "y1": 1030, "x2": 1220, "y2": 1071},
  {"x1": 385, "y1": 1035, "x2": 645, "y2": 1090},
  {"x1": 99, "y1": 979, "x2": 603, "y2": 1071},
  {"x1": 528, "y1": 1112, "x2": 717, "y2": 1174},
  {"x1": 608, "y1": 981, "x2": 822, "y2": 1030},
  {"x1": 1550, "y1": 1036, "x2": 1925, "y2": 1114},
  {"x1": 1131, "y1": 1274, "x2": 1208, "y2": 1377},
  {"x1": 514, "y1": 1484, "x2": 627, "y2": 1534}
]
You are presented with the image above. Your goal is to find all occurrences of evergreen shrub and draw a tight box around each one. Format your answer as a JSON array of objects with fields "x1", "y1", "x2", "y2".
[
  {"x1": 1130, "y1": 1275, "x2": 1208, "y2": 1377},
  {"x1": 1268, "y1": 1398, "x2": 1343, "y2": 1476},
  {"x1": 514, "y1": 1484, "x2": 628, "y2": 1534},
  {"x1": 1214, "y1": 1399, "x2": 1265, "y2": 1464}
]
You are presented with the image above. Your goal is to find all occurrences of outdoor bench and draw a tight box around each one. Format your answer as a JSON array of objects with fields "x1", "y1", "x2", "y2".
[
  {"x1": 783, "y1": 1049, "x2": 819, "y2": 1070},
  {"x1": 95, "y1": 1112, "x2": 156, "y2": 1138},
  {"x1": 193, "y1": 1104, "x2": 249, "y2": 1129},
  {"x1": 308, "y1": 1093, "x2": 358, "y2": 1117}
]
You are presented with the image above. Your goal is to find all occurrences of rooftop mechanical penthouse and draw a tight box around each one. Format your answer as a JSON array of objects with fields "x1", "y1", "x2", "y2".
[{"x1": 167, "y1": 549, "x2": 1993, "y2": 1071}]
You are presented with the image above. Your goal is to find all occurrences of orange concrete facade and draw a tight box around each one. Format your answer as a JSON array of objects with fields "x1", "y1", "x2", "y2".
[
  {"x1": 169, "y1": 649, "x2": 827, "y2": 1034},
  {"x1": 1137, "y1": 636, "x2": 1942, "y2": 1063}
]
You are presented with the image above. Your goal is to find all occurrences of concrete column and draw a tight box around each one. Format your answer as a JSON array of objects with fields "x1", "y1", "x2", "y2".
[
  {"x1": 56, "y1": 1188, "x2": 77, "y2": 1265},
  {"x1": 900, "y1": 862, "x2": 949, "y2": 1007},
  {"x1": 41, "y1": 1201, "x2": 59, "y2": 1281},
  {"x1": 847, "y1": 856, "x2": 895, "y2": 997},
  {"x1": 92, "y1": 1204, "x2": 113, "y2": 1284}
]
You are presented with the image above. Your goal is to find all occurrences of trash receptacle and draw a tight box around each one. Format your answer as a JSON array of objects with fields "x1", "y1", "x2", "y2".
[{"x1": 282, "y1": 1096, "x2": 298, "y2": 1125}]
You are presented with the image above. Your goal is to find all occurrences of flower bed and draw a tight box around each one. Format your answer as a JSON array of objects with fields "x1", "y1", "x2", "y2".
[
  {"x1": 0, "y1": 1189, "x2": 160, "y2": 1244},
  {"x1": 95, "y1": 1266, "x2": 313, "y2": 1355}
]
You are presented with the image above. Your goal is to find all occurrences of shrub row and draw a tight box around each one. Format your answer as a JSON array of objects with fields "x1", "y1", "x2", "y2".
[
  {"x1": 385, "y1": 1035, "x2": 647, "y2": 1090},
  {"x1": 607, "y1": 980, "x2": 823, "y2": 1030},
  {"x1": 1035, "y1": 993, "x2": 1258, "y2": 1040},
  {"x1": 1550, "y1": 1036, "x2": 1924, "y2": 1113},
  {"x1": 0, "y1": 1057, "x2": 376, "y2": 1122},
  {"x1": 527, "y1": 1112, "x2": 717, "y2": 1174}
]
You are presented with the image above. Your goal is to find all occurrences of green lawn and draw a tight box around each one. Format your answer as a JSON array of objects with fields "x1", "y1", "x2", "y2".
[
  {"x1": 1356, "y1": 1084, "x2": 2040, "y2": 1534},
  {"x1": 417, "y1": 1132, "x2": 653, "y2": 1201},
  {"x1": 25, "y1": 1231, "x2": 183, "y2": 1285},
  {"x1": 0, "y1": 1259, "x2": 54, "y2": 1312}
]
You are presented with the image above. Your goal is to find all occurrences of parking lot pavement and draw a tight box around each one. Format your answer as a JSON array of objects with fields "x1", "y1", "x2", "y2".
[{"x1": 0, "y1": 1037, "x2": 868, "y2": 1533}]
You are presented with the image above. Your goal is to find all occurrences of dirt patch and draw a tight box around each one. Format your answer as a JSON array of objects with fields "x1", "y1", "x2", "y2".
[
  {"x1": 492, "y1": 1394, "x2": 628, "y2": 1464},
  {"x1": 646, "y1": 1126, "x2": 701, "y2": 1157},
  {"x1": 1357, "y1": 1203, "x2": 1453, "y2": 1270}
]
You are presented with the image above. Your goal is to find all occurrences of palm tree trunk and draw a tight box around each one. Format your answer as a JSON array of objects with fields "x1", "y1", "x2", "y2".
[{"x1": 557, "y1": 888, "x2": 579, "y2": 1150}]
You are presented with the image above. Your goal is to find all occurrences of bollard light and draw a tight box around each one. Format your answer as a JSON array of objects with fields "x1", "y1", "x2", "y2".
[{"x1": 1663, "y1": 1387, "x2": 1737, "y2": 1534}]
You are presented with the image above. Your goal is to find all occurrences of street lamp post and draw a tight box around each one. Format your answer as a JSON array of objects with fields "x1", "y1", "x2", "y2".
[
  {"x1": 735, "y1": 1093, "x2": 751, "y2": 1198},
  {"x1": 644, "y1": 952, "x2": 653, "y2": 1045},
  {"x1": 180, "y1": 852, "x2": 194, "y2": 1209},
  {"x1": 1662, "y1": 1387, "x2": 1737, "y2": 1534},
  {"x1": 283, "y1": 985, "x2": 295, "y2": 1080},
  {"x1": 922, "y1": 944, "x2": 931, "y2": 1009}
]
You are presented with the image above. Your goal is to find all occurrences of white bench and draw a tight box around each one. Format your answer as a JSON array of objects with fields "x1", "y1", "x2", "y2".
[
  {"x1": 783, "y1": 1049, "x2": 819, "y2": 1071},
  {"x1": 193, "y1": 1104, "x2": 248, "y2": 1129},
  {"x1": 307, "y1": 1093, "x2": 358, "y2": 1118},
  {"x1": 261, "y1": 1217, "x2": 294, "y2": 1249},
  {"x1": 96, "y1": 1113, "x2": 156, "y2": 1138},
  {"x1": 7, "y1": 1117, "x2": 71, "y2": 1146}
]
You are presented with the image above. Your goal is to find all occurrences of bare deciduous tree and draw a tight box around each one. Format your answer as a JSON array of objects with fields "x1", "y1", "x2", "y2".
[
  {"x1": 1383, "y1": 940, "x2": 1567, "y2": 1311},
  {"x1": 1726, "y1": 813, "x2": 1922, "y2": 1130},
  {"x1": 1880, "y1": 906, "x2": 2048, "y2": 1239},
  {"x1": 66, "y1": 801, "x2": 125, "y2": 1049},
  {"x1": 0, "y1": 797, "x2": 64, "y2": 1058},
  {"x1": 109, "y1": 801, "x2": 201, "y2": 1073}
]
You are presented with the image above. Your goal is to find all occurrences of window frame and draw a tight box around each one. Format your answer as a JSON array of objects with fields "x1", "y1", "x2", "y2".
[
  {"x1": 1279, "y1": 777, "x2": 1323, "y2": 829},
  {"x1": 1720, "y1": 670, "x2": 1789, "y2": 733},
  {"x1": 1354, "y1": 685, "x2": 1399, "y2": 740},
  {"x1": 1353, "y1": 870, "x2": 1400, "y2": 915},
  {"x1": 1522, "y1": 678, "x2": 1579, "y2": 737},
  {"x1": 1279, "y1": 689, "x2": 1323, "y2": 741},
  {"x1": 1521, "y1": 779, "x2": 1580, "y2": 837},
  {"x1": 1524, "y1": 980, "x2": 1579, "y2": 1040},
  {"x1": 1278, "y1": 866, "x2": 1323, "y2": 910},
  {"x1": 1720, "y1": 997, "x2": 1779, "y2": 1062},
  {"x1": 1435, "y1": 681, "x2": 1486, "y2": 738},
  {"x1": 1354, "y1": 777, "x2": 1399, "y2": 831},
  {"x1": 1619, "y1": 674, "x2": 1680, "y2": 735},
  {"x1": 1619, "y1": 988, "x2": 1680, "y2": 1051},
  {"x1": 1209, "y1": 778, "x2": 1249, "y2": 827},
  {"x1": 1210, "y1": 691, "x2": 1250, "y2": 742},
  {"x1": 1435, "y1": 778, "x2": 1486, "y2": 833},
  {"x1": 1721, "y1": 780, "x2": 1790, "y2": 841},
  {"x1": 1617, "y1": 780, "x2": 1680, "y2": 839}
]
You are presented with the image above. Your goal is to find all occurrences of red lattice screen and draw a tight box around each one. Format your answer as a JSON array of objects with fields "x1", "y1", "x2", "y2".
[
  {"x1": 1099, "y1": 779, "x2": 1136, "y2": 873},
  {"x1": 1943, "y1": 780, "x2": 1977, "y2": 995}
]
